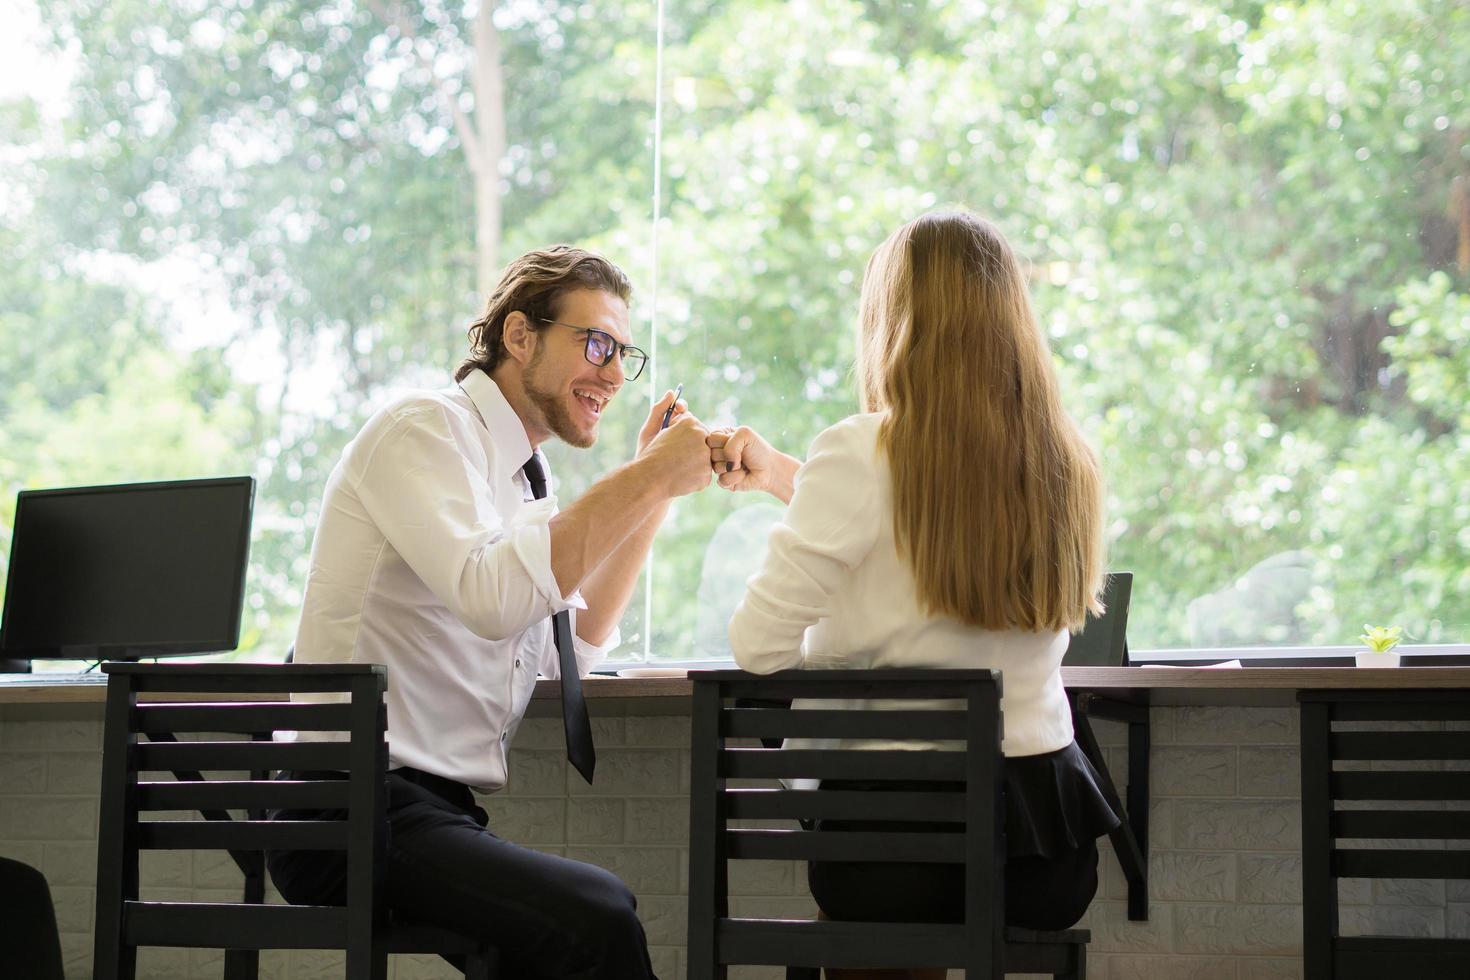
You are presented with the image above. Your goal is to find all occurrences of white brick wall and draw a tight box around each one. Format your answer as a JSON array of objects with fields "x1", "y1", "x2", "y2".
[{"x1": 4, "y1": 701, "x2": 1469, "y2": 979}]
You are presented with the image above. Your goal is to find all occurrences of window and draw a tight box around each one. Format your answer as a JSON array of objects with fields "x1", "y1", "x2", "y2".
[{"x1": 3, "y1": 0, "x2": 1467, "y2": 658}]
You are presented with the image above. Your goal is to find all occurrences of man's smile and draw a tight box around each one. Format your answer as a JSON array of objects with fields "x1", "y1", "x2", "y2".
[{"x1": 573, "y1": 387, "x2": 610, "y2": 417}]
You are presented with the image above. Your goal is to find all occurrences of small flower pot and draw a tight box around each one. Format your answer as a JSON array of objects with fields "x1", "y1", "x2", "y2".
[{"x1": 1354, "y1": 651, "x2": 1401, "y2": 668}]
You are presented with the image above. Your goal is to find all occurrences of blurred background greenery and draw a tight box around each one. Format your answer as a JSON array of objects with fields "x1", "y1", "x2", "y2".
[{"x1": 2, "y1": 0, "x2": 1468, "y2": 659}]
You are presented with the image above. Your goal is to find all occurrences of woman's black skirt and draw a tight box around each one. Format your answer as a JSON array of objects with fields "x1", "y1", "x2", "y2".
[{"x1": 806, "y1": 740, "x2": 1121, "y2": 928}]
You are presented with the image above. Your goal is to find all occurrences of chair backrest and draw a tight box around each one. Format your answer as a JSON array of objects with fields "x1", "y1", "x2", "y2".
[
  {"x1": 686, "y1": 668, "x2": 1005, "y2": 977},
  {"x1": 1064, "y1": 571, "x2": 1133, "y2": 667},
  {"x1": 93, "y1": 662, "x2": 390, "y2": 980},
  {"x1": 1298, "y1": 691, "x2": 1470, "y2": 973}
]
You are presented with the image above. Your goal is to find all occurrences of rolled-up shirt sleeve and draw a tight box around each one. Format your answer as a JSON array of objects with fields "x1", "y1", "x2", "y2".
[
  {"x1": 349, "y1": 403, "x2": 580, "y2": 642},
  {"x1": 536, "y1": 615, "x2": 621, "y2": 679},
  {"x1": 503, "y1": 497, "x2": 587, "y2": 613},
  {"x1": 728, "y1": 418, "x2": 882, "y2": 673}
]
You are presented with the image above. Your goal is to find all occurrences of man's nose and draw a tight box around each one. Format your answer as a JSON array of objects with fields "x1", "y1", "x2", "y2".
[{"x1": 599, "y1": 353, "x2": 626, "y2": 387}]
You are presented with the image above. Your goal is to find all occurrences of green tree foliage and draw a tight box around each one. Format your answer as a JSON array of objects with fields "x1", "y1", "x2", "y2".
[
  {"x1": 0, "y1": 223, "x2": 260, "y2": 629},
  {"x1": 4, "y1": 0, "x2": 1469, "y2": 656}
]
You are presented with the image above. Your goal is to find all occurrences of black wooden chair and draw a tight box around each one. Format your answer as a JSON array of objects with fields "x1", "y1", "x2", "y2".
[
  {"x1": 687, "y1": 668, "x2": 1089, "y2": 979},
  {"x1": 93, "y1": 661, "x2": 497, "y2": 980},
  {"x1": 1299, "y1": 689, "x2": 1470, "y2": 979}
]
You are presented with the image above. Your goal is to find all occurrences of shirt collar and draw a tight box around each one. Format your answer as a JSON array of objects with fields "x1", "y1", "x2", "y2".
[{"x1": 457, "y1": 369, "x2": 538, "y2": 483}]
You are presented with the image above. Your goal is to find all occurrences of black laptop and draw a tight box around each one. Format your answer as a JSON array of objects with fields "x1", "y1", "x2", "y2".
[{"x1": 1063, "y1": 572, "x2": 1133, "y2": 667}]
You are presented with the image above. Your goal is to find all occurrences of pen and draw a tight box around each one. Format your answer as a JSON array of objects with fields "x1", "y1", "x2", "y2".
[{"x1": 659, "y1": 384, "x2": 683, "y2": 430}]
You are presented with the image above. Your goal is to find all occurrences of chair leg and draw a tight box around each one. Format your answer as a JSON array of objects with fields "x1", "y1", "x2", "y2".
[
  {"x1": 463, "y1": 944, "x2": 498, "y2": 980},
  {"x1": 222, "y1": 949, "x2": 259, "y2": 980},
  {"x1": 1054, "y1": 941, "x2": 1086, "y2": 980}
]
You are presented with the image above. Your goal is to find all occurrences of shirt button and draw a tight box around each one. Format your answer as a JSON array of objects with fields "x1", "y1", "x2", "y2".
[
  {"x1": 514, "y1": 658, "x2": 522, "y2": 669},
  {"x1": 500, "y1": 731, "x2": 508, "y2": 742}
]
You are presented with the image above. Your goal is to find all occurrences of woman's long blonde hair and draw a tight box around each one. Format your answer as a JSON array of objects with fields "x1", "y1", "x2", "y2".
[{"x1": 856, "y1": 210, "x2": 1105, "y2": 632}]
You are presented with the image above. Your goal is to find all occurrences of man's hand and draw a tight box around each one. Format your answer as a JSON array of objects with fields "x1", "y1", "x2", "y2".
[
  {"x1": 640, "y1": 414, "x2": 713, "y2": 497},
  {"x1": 636, "y1": 389, "x2": 687, "y2": 457},
  {"x1": 706, "y1": 425, "x2": 799, "y2": 503},
  {"x1": 548, "y1": 392, "x2": 707, "y2": 609},
  {"x1": 563, "y1": 390, "x2": 700, "y2": 642}
]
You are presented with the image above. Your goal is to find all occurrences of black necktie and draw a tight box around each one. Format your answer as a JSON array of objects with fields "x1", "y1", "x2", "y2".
[{"x1": 521, "y1": 454, "x2": 596, "y2": 784}]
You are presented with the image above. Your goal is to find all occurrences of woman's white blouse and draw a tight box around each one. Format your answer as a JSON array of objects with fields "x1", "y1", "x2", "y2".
[{"x1": 728, "y1": 412, "x2": 1074, "y2": 758}]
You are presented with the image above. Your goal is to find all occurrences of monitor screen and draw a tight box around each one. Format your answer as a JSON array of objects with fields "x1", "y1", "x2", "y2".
[{"x1": 0, "y1": 477, "x2": 255, "y2": 660}]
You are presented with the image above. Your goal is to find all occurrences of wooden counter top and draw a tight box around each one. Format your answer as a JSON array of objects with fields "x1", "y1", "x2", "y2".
[
  {"x1": 1061, "y1": 665, "x2": 1470, "y2": 705},
  {"x1": 0, "y1": 673, "x2": 698, "y2": 706},
  {"x1": 5, "y1": 666, "x2": 1470, "y2": 709}
]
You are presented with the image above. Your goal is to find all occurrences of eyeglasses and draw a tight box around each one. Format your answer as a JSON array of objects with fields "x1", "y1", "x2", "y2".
[{"x1": 540, "y1": 319, "x2": 649, "y2": 381}]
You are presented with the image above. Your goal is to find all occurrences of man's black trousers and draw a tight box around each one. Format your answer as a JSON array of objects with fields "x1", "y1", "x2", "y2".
[{"x1": 267, "y1": 768, "x2": 658, "y2": 980}]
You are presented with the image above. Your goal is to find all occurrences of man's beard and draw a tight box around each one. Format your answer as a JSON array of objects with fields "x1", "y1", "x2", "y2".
[{"x1": 525, "y1": 352, "x2": 596, "y2": 449}]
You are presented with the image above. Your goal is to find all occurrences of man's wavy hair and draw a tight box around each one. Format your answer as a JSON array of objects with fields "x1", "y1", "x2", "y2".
[{"x1": 455, "y1": 246, "x2": 632, "y2": 383}]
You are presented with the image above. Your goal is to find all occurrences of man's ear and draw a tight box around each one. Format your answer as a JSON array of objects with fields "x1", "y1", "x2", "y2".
[{"x1": 502, "y1": 311, "x2": 538, "y2": 366}]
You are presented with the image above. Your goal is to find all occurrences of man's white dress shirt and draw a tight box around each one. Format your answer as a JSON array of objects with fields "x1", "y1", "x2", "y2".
[
  {"x1": 292, "y1": 370, "x2": 617, "y2": 792},
  {"x1": 728, "y1": 412, "x2": 1073, "y2": 759}
]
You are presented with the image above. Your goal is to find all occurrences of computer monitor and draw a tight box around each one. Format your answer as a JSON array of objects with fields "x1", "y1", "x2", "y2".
[
  {"x1": 0, "y1": 477, "x2": 255, "y2": 666},
  {"x1": 1064, "y1": 571, "x2": 1133, "y2": 667}
]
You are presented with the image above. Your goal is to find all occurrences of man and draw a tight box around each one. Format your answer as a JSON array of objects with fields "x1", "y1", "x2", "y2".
[{"x1": 268, "y1": 246, "x2": 710, "y2": 979}]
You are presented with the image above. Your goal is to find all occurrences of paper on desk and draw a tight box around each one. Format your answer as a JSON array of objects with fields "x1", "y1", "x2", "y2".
[{"x1": 1154, "y1": 659, "x2": 1243, "y2": 669}]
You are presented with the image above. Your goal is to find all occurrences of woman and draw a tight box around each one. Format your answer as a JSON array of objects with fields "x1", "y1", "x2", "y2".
[{"x1": 707, "y1": 210, "x2": 1119, "y2": 980}]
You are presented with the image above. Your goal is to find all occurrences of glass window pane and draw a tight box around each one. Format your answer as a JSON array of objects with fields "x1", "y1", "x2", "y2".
[
  {"x1": 1, "y1": 0, "x2": 655, "y2": 659},
  {"x1": 652, "y1": 0, "x2": 1470, "y2": 653},
  {"x1": 4, "y1": 0, "x2": 1469, "y2": 661}
]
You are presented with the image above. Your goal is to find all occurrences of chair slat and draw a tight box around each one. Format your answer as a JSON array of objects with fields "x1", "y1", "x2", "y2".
[
  {"x1": 722, "y1": 748, "x2": 966, "y2": 782},
  {"x1": 722, "y1": 708, "x2": 967, "y2": 742},
  {"x1": 138, "y1": 779, "x2": 351, "y2": 813},
  {"x1": 727, "y1": 828, "x2": 964, "y2": 863},
  {"x1": 1331, "y1": 731, "x2": 1470, "y2": 761},
  {"x1": 106, "y1": 662, "x2": 383, "y2": 678},
  {"x1": 1332, "y1": 809, "x2": 1470, "y2": 841},
  {"x1": 1003, "y1": 939, "x2": 1085, "y2": 974},
  {"x1": 135, "y1": 739, "x2": 353, "y2": 772},
  {"x1": 1005, "y1": 926, "x2": 1092, "y2": 944},
  {"x1": 1329, "y1": 702, "x2": 1470, "y2": 723},
  {"x1": 134, "y1": 702, "x2": 354, "y2": 734},
  {"x1": 716, "y1": 918, "x2": 966, "y2": 969},
  {"x1": 1333, "y1": 849, "x2": 1470, "y2": 879},
  {"x1": 715, "y1": 677, "x2": 992, "y2": 702},
  {"x1": 1332, "y1": 771, "x2": 1470, "y2": 801},
  {"x1": 386, "y1": 922, "x2": 490, "y2": 955},
  {"x1": 725, "y1": 788, "x2": 964, "y2": 823},
  {"x1": 138, "y1": 819, "x2": 349, "y2": 851},
  {"x1": 112, "y1": 665, "x2": 382, "y2": 694},
  {"x1": 123, "y1": 900, "x2": 348, "y2": 949},
  {"x1": 1332, "y1": 937, "x2": 1470, "y2": 978}
]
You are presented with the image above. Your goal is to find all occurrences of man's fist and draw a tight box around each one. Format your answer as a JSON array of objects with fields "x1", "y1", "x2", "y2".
[{"x1": 642, "y1": 414, "x2": 712, "y2": 497}]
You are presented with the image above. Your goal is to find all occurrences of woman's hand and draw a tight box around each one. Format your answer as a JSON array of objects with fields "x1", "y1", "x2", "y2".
[{"x1": 706, "y1": 426, "x2": 801, "y2": 503}]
